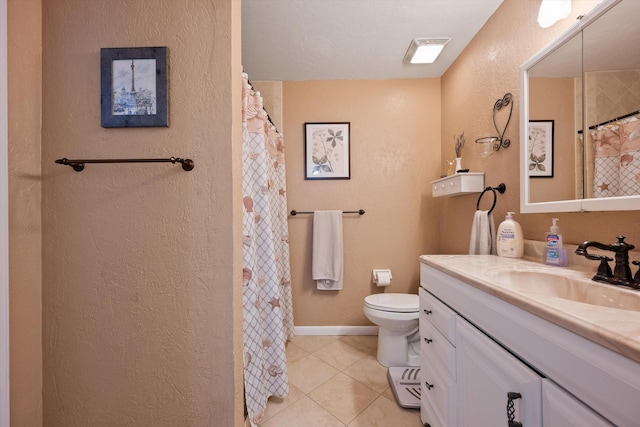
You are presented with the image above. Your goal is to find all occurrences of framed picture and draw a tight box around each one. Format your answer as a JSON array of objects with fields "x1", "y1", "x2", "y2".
[
  {"x1": 304, "y1": 122, "x2": 351, "y2": 180},
  {"x1": 527, "y1": 120, "x2": 554, "y2": 177},
  {"x1": 101, "y1": 47, "x2": 168, "y2": 128}
]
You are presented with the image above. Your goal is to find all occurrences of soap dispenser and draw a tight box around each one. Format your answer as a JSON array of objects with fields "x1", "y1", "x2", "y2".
[
  {"x1": 497, "y1": 212, "x2": 524, "y2": 258},
  {"x1": 544, "y1": 218, "x2": 567, "y2": 266}
]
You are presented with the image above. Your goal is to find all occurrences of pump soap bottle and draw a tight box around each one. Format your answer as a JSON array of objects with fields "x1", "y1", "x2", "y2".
[
  {"x1": 497, "y1": 212, "x2": 524, "y2": 258},
  {"x1": 544, "y1": 218, "x2": 567, "y2": 266}
]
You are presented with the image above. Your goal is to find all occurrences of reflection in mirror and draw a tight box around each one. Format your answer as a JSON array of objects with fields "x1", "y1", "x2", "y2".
[
  {"x1": 528, "y1": 31, "x2": 582, "y2": 203},
  {"x1": 583, "y1": 0, "x2": 640, "y2": 200},
  {"x1": 521, "y1": 0, "x2": 640, "y2": 212}
]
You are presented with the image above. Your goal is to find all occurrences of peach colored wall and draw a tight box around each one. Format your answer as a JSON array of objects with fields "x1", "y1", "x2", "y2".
[
  {"x1": 283, "y1": 79, "x2": 442, "y2": 326},
  {"x1": 440, "y1": 0, "x2": 640, "y2": 254},
  {"x1": 8, "y1": 0, "x2": 43, "y2": 425},
  {"x1": 529, "y1": 78, "x2": 576, "y2": 203},
  {"x1": 41, "y1": 0, "x2": 243, "y2": 425}
]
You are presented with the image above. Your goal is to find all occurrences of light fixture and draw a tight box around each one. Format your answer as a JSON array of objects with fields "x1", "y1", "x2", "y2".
[
  {"x1": 403, "y1": 38, "x2": 450, "y2": 64},
  {"x1": 537, "y1": 0, "x2": 571, "y2": 28}
]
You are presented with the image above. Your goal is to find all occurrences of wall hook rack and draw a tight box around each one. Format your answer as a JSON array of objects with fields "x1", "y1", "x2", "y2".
[{"x1": 55, "y1": 157, "x2": 195, "y2": 172}]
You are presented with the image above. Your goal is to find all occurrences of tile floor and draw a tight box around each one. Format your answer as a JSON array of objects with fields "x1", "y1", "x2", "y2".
[{"x1": 257, "y1": 335, "x2": 424, "y2": 427}]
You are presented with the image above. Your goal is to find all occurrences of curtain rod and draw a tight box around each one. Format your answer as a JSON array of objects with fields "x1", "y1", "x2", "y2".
[
  {"x1": 289, "y1": 209, "x2": 365, "y2": 216},
  {"x1": 55, "y1": 157, "x2": 195, "y2": 172},
  {"x1": 577, "y1": 109, "x2": 640, "y2": 134}
]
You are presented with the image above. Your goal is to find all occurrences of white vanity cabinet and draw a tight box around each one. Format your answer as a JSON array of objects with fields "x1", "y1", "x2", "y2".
[
  {"x1": 419, "y1": 261, "x2": 636, "y2": 427},
  {"x1": 419, "y1": 288, "x2": 457, "y2": 427},
  {"x1": 456, "y1": 318, "x2": 542, "y2": 427},
  {"x1": 542, "y1": 380, "x2": 613, "y2": 426}
]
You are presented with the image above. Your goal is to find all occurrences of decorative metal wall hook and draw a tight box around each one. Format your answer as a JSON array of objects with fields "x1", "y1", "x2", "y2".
[
  {"x1": 492, "y1": 93, "x2": 513, "y2": 151},
  {"x1": 475, "y1": 93, "x2": 513, "y2": 154}
]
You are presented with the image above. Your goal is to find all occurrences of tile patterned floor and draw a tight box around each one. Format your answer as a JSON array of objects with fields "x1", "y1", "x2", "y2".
[{"x1": 257, "y1": 335, "x2": 423, "y2": 427}]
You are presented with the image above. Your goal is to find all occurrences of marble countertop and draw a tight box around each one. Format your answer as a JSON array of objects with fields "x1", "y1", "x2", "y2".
[{"x1": 419, "y1": 252, "x2": 640, "y2": 364}]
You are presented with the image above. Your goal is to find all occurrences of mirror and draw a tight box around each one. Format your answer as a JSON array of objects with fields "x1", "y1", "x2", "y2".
[{"x1": 520, "y1": 0, "x2": 640, "y2": 212}]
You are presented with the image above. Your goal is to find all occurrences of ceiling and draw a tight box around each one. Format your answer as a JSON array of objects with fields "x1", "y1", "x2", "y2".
[{"x1": 242, "y1": 0, "x2": 504, "y2": 81}]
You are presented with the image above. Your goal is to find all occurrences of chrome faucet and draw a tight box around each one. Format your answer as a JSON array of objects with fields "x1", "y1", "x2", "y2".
[{"x1": 575, "y1": 235, "x2": 639, "y2": 289}]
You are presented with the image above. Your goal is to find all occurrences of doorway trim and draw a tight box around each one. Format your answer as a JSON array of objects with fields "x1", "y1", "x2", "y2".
[{"x1": 0, "y1": 0, "x2": 10, "y2": 425}]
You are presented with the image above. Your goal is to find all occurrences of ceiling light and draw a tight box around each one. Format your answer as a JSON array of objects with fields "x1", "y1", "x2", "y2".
[
  {"x1": 538, "y1": 0, "x2": 571, "y2": 28},
  {"x1": 403, "y1": 38, "x2": 450, "y2": 64}
]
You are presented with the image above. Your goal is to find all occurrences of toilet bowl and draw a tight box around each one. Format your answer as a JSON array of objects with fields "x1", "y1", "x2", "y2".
[{"x1": 363, "y1": 293, "x2": 420, "y2": 367}]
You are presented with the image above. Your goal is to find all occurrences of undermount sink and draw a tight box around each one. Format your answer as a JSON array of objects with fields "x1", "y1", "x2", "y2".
[{"x1": 484, "y1": 268, "x2": 640, "y2": 312}]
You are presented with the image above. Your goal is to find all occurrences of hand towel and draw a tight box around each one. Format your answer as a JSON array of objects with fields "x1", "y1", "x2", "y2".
[
  {"x1": 469, "y1": 210, "x2": 496, "y2": 255},
  {"x1": 312, "y1": 210, "x2": 344, "y2": 290}
]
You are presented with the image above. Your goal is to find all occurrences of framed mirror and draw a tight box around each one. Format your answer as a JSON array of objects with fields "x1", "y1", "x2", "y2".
[{"x1": 520, "y1": 0, "x2": 640, "y2": 212}]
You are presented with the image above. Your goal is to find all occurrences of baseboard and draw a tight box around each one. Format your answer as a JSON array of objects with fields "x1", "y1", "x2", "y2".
[{"x1": 293, "y1": 325, "x2": 379, "y2": 336}]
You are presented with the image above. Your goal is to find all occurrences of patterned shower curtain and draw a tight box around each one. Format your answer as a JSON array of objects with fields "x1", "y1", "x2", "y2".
[
  {"x1": 241, "y1": 73, "x2": 294, "y2": 426},
  {"x1": 591, "y1": 115, "x2": 640, "y2": 197}
]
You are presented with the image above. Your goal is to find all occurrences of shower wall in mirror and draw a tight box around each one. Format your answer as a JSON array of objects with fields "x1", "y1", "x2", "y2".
[{"x1": 521, "y1": 0, "x2": 640, "y2": 212}]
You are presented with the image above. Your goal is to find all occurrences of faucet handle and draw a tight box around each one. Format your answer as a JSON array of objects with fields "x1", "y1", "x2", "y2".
[
  {"x1": 613, "y1": 235, "x2": 635, "y2": 252},
  {"x1": 594, "y1": 255, "x2": 613, "y2": 282}
]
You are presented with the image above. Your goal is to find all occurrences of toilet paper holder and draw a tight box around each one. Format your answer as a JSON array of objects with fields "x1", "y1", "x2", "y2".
[{"x1": 372, "y1": 269, "x2": 393, "y2": 286}]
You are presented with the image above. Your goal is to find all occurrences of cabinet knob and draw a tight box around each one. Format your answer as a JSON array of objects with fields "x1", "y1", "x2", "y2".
[
  {"x1": 507, "y1": 392, "x2": 523, "y2": 427},
  {"x1": 424, "y1": 337, "x2": 433, "y2": 344},
  {"x1": 423, "y1": 309, "x2": 432, "y2": 315}
]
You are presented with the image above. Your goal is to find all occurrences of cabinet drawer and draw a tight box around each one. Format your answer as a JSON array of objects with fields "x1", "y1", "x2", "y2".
[
  {"x1": 419, "y1": 287, "x2": 456, "y2": 344},
  {"x1": 421, "y1": 351, "x2": 457, "y2": 427},
  {"x1": 420, "y1": 316, "x2": 456, "y2": 380}
]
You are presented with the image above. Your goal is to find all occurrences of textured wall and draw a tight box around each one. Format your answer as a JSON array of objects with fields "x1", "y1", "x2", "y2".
[
  {"x1": 529, "y1": 77, "x2": 577, "y2": 203},
  {"x1": 41, "y1": 0, "x2": 243, "y2": 425},
  {"x1": 439, "y1": 0, "x2": 640, "y2": 253},
  {"x1": 283, "y1": 79, "x2": 442, "y2": 326},
  {"x1": 8, "y1": 0, "x2": 43, "y2": 425}
]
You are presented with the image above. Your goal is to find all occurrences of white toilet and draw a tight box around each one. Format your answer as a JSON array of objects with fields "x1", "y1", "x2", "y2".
[{"x1": 363, "y1": 293, "x2": 420, "y2": 367}]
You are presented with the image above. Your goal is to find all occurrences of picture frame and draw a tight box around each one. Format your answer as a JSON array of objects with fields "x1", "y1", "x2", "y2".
[
  {"x1": 101, "y1": 47, "x2": 168, "y2": 128},
  {"x1": 527, "y1": 120, "x2": 554, "y2": 178},
  {"x1": 304, "y1": 122, "x2": 351, "y2": 180}
]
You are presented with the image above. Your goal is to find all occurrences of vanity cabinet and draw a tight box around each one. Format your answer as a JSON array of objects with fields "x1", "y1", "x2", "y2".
[
  {"x1": 419, "y1": 261, "x2": 634, "y2": 426},
  {"x1": 456, "y1": 318, "x2": 542, "y2": 427},
  {"x1": 419, "y1": 288, "x2": 456, "y2": 427},
  {"x1": 542, "y1": 380, "x2": 613, "y2": 426}
]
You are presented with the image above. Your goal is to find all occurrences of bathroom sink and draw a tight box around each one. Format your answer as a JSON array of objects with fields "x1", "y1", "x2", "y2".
[{"x1": 484, "y1": 269, "x2": 640, "y2": 311}]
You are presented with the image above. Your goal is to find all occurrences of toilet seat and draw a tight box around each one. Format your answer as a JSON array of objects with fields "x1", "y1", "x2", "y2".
[{"x1": 364, "y1": 293, "x2": 419, "y2": 313}]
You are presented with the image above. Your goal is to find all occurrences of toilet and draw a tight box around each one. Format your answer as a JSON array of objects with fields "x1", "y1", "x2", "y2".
[{"x1": 363, "y1": 293, "x2": 420, "y2": 367}]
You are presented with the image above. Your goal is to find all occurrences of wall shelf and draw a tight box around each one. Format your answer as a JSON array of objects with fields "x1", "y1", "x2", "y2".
[{"x1": 431, "y1": 172, "x2": 484, "y2": 197}]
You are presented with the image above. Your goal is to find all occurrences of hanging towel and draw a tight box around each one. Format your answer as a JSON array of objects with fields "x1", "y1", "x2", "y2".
[
  {"x1": 469, "y1": 210, "x2": 496, "y2": 255},
  {"x1": 312, "y1": 210, "x2": 344, "y2": 290}
]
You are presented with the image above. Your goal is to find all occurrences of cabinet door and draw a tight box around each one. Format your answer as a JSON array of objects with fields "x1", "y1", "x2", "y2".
[
  {"x1": 542, "y1": 380, "x2": 614, "y2": 426},
  {"x1": 456, "y1": 318, "x2": 542, "y2": 427}
]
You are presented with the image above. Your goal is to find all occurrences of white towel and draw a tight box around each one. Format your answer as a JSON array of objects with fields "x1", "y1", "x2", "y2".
[
  {"x1": 312, "y1": 210, "x2": 344, "y2": 290},
  {"x1": 469, "y1": 210, "x2": 496, "y2": 255}
]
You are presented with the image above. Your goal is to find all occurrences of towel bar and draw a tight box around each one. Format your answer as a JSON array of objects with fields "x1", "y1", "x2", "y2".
[{"x1": 290, "y1": 209, "x2": 365, "y2": 216}]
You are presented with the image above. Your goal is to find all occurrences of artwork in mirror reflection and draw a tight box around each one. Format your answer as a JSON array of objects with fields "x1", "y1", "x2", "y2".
[
  {"x1": 526, "y1": 0, "x2": 640, "y2": 205},
  {"x1": 528, "y1": 120, "x2": 554, "y2": 178}
]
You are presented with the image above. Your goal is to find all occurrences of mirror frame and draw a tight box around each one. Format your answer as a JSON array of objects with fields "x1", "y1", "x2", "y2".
[{"x1": 520, "y1": 0, "x2": 640, "y2": 213}]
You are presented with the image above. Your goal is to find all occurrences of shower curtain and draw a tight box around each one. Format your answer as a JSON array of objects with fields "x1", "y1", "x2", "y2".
[
  {"x1": 241, "y1": 73, "x2": 294, "y2": 426},
  {"x1": 591, "y1": 115, "x2": 640, "y2": 197}
]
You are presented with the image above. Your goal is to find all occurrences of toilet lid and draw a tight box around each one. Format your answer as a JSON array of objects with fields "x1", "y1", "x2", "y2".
[{"x1": 364, "y1": 293, "x2": 419, "y2": 313}]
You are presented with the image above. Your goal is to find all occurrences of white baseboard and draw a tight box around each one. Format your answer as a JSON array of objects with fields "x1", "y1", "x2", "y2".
[{"x1": 293, "y1": 326, "x2": 379, "y2": 336}]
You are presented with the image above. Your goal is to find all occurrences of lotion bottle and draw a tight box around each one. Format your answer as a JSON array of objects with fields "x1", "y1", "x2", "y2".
[
  {"x1": 544, "y1": 218, "x2": 567, "y2": 266},
  {"x1": 497, "y1": 212, "x2": 524, "y2": 258}
]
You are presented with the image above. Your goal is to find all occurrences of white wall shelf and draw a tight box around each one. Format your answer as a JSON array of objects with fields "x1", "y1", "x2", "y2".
[{"x1": 431, "y1": 172, "x2": 484, "y2": 197}]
